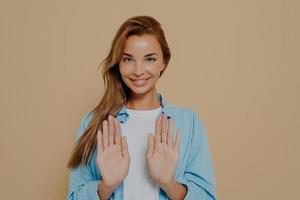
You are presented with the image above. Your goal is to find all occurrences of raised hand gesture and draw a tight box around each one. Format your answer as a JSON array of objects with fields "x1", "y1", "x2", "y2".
[
  {"x1": 147, "y1": 113, "x2": 180, "y2": 188},
  {"x1": 96, "y1": 115, "x2": 130, "y2": 188}
]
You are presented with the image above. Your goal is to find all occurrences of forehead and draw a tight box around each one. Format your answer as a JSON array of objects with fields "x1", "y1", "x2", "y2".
[{"x1": 123, "y1": 34, "x2": 162, "y2": 55}]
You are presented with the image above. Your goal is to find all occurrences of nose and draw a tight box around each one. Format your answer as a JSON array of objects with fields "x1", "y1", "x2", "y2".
[{"x1": 132, "y1": 61, "x2": 145, "y2": 76}]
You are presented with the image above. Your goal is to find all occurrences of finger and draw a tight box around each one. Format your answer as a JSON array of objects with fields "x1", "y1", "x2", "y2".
[
  {"x1": 102, "y1": 120, "x2": 109, "y2": 149},
  {"x1": 108, "y1": 115, "x2": 115, "y2": 146},
  {"x1": 147, "y1": 134, "x2": 154, "y2": 158},
  {"x1": 167, "y1": 118, "x2": 174, "y2": 146},
  {"x1": 174, "y1": 129, "x2": 181, "y2": 152},
  {"x1": 161, "y1": 113, "x2": 168, "y2": 144},
  {"x1": 114, "y1": 117, "x2": 121, "y2": 145},
  {"x1": 97, "y1": 129, "x2": 104, "y2": 154},
  {"x1": 154, "y1": 115, "x2": 162, "y2": 145},
  {"x1": 121, "y1": 136, "x2": 129, "y2": 159}
]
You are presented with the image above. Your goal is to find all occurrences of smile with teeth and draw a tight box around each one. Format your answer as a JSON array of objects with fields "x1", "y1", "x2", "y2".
[{"x1": 130, "y1": 78, "x2": 149, "y2": 86}]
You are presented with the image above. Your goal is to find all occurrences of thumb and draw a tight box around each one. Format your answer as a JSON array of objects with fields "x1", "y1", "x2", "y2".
[
  {"x1": 174, "y1": 129, "x2": 180, "y2": 153},
  {"x1": 147, "y1": 134, "x2": 154, "y2": 158},
  {"x1": 121, "y1": 136, "x2": 129, "y2": 159}
]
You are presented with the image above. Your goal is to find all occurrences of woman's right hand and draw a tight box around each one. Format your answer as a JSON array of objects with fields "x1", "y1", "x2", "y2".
[{"x1": 96, "y1": 114, "x2": 130, "y2": 188}]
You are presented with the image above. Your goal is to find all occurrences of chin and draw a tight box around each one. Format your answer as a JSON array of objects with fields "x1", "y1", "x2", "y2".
[{"x1": 129, "y1": 87, "x2": 151, "y2": 95}]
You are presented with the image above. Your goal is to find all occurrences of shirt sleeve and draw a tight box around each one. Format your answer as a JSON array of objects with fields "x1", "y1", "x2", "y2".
[
  {"x1": 66, "y1": 111, "x2": 103, "y2": 200},
  {"x1": 176, "y1": 110, "x2": 217, "y2": 200}
]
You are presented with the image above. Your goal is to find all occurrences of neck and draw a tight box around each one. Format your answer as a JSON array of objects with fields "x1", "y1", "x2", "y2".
[{"x1": 126, "y1": 90, "x2": 161, "y2": 110}]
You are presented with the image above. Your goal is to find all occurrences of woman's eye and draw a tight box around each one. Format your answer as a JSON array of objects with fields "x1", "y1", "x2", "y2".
[
  {"x1": 122, "y1": 57, "x2": 133, "y2": 63},
  {"x1": 146, "y1": 57, "x2": 156, "y2": 62}
]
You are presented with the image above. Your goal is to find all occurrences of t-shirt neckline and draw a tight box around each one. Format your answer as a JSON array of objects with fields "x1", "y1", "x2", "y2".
[{"x1": 127, "y1": 106, "x2": 162, "y2": 114}]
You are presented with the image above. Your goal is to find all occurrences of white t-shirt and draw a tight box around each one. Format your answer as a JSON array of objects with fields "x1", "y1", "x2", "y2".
[{"x1": 120, "y1": 106, "x2": 162, "y2": 200}]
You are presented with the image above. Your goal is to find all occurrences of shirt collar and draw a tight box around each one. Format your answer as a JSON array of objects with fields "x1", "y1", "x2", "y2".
[{"x1": 116, "y1": 92, "x2": 172, "y2": 124}]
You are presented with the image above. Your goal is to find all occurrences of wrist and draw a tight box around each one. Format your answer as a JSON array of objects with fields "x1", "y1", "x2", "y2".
[
  {"x1": 97, "y1": 180, "x2": 118, "y2": 200},
  {"x1": 160, "y1": 177, "x2": 176, "y2": 191},
  {"x1": 101, "y1": 179, "x2": 120, "y2": 189},
  {"x1": 160, "y1": 177, "x2": 187, "y2": 200}
]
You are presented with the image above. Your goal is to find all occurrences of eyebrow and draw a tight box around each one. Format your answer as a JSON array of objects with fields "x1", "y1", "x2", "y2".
[{"x1": 122, "y1": 52, "x2": 158, "y2": 57}]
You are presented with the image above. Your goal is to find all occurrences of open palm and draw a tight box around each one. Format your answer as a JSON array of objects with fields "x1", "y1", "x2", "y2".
[
  {"x1": 96, "y1": 115, "x2": 130, "y2": 188},
  {"x1": 147, "y1": 113, "x2": 180, "y2": 187}
]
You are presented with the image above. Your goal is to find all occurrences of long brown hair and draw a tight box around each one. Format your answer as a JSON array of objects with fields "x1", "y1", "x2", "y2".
[{"x1": 67, "y1": 15, "x2": 171, "y2": 169}]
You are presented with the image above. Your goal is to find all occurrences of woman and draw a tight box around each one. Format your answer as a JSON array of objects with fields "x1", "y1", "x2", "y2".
[{"x1": 66, "y1": 15, "x2": 217, "y2": 200}]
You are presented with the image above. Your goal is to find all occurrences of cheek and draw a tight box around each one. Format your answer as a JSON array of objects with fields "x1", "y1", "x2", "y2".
[
  {"x1": 147, "y1": 65, "x2": 163, "y2": 76},
  {"x1": 118, "y1": 64, "x2": 130, "y2": 76},
  {"x1": 146, "y1": 60, "x2": 164, "y2": 73}
]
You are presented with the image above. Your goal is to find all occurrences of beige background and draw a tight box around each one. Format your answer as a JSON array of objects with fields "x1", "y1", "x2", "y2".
[{"x1": 1, "y1": 0, "x2": 299, "y2": 199}]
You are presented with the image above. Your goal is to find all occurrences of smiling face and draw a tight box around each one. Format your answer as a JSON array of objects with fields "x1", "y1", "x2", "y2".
[{"x1": 118, "y1": 34, "x2": 165, "y2": 97}]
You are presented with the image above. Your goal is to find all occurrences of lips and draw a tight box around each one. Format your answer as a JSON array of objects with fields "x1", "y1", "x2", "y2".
[{"x1": 130, "y1": 78, "x2": 150, "y2": 86}]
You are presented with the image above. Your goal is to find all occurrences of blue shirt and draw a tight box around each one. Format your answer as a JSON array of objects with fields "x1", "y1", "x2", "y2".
[{"x1": 67, "y1": 92, "x2": 217, "y2": 200}]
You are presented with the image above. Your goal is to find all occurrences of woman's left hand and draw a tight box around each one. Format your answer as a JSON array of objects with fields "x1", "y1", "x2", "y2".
[{"x1": 147, "y1": 113, "x2": 181, "y2": 188}]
